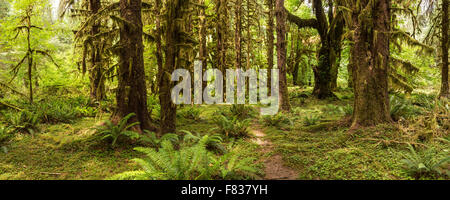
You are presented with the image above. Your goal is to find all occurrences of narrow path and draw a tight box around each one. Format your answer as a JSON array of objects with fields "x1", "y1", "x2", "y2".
[{"x1": 250, "y1": 128, "x2": 298, "y2": 180}]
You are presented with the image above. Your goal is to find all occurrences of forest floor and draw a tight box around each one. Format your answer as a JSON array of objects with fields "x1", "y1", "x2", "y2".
[{"x1": 0, "y1": 87, "x2": 448, "y2": 180}]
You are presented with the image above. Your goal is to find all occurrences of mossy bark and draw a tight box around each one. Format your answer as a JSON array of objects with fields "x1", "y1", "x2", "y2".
[
  {"x1": 267, "y1": 0, "x2": 274, "y2": 94},
  {"x1": 276, "y1": 0, "x2": 291, "y2": 111},
  {"x1": 159, "y1": 0, "x2": 190, "y2": 134},
  {"x1": 440, "y1": 0, "x2": 449, "y2": 98},
  {"x1": 350, "y1": 0, "x2": 392, "y2": 128},
  {"x1": 114, "y1": 0, "x2": 153, "y2": 132},
  {"x1": 88, "y1": 0, "x2": 105, "y2": 101}
]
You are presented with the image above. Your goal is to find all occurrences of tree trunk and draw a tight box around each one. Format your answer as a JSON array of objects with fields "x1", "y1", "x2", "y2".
[
  {"x1": 350, "y1": 0, "x2": 392, "y2": 128},
  {"x1": 215, "y1": 0, "x2": 228, "y2": 73},
  {"x1": 159, "y1": 0, "x2": 189, "y2": 134},
  {"x1": 267, "y1": 0, "x2": 274, "y2": 94},
  {"x1": 276, "y1": 0, "x2": 291, "y2": 111},
  {"x1": 89, "y1": 0, "x2": 105, "y2": 101},
  {"x1": 311, "y1": 0, "x2": 344, "y2": 99},
  {"x1": 198, "y1": 0, "x2": 208, "y2": 94},
  {"x1": 26, "y1": 11, "x2": 33, "y2": 104},
  {"x1": 440, "y1": 0, "x2": 449, "y2": 98},
  {"x1": 154, "y1": 0, "x2": 163, "y2": 95},
  {"x1": 114, "y1": 0, "x2": 153, "y2": 132},
  {"x1": 235, "y1": 0, "x2": 242, "y2": 69}
]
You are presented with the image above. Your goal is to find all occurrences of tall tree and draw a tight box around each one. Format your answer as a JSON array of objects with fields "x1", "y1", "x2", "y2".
[
  {"x1": 215, "y1": 0, "x2": 229, "y2": 73},
  {"x1": 266, "y1": 0, "x2": 275, "y2": 92},
  {"x1": 276, "y1": 0, "x2": 291, "y2": 111},
  {"x1": 159, "y1": 0, "x2": 193, "y2": 134},
  {"x1": 286, "y1": 0, "x2": 344, "y2": 99},
  {"x1": 348, "y1": 0, "x2": 392, "y2": 128},
  {"x1": 235, "y1": 0, "x2": 243, "y2": 69},
  {"x1": 114, "y1": 0, "x2": 153, "y2": 132},
  {"x1": 440, "y1": 0, "x2": 449, "y2": 98},
  {"x1": 88, "y1": 0, "x2": 105, "y2": 101},
  {"x1": 58, "y1": 0, "x2": 109, "y2": 101}
]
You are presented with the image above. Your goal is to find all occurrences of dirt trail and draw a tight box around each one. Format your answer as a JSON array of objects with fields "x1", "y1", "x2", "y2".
[{"x1": 250, "y1": 128, "x2": 298, "y2": 180}]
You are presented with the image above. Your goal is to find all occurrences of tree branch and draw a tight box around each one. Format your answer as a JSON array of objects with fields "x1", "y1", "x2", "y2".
[{"x1": 285, "y1": 8, "x2": 318, "y2": 29}]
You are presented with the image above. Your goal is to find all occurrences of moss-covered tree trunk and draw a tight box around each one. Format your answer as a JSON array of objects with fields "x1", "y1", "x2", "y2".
[
  {"x1": 267, "y1": 0, "x2": 274, "y2": 94},
  {"x1": 114, "y1": 0, "x2": 153, "y2": 132},
  {"x1": 440, "y1": 0, "x2": 449, "y2": 98},
  {"x1": 89, "y1": 0, "x2": 105, "y2": 101},
  {"x1": 311, "y1": 0, "x2": 344, "y2": 99},
  {"x1": 235, "y1": 0, "x2": 243, "y2": 70},
  {"x1": 153, "y1": 0, "x2": 163, "y2": 95},
  {"x1": 350, "y1": 0, "x2": 392, "y2": 128},
  {"x1": 276, "y1": 0, "x2": 291, "y2": 111},
  {"x1": 198, "y1": 0, "x2": 208, "y2": 94},
  {"x1": 215, "y1": 0, "x2": 228, "y2": 73},
  {"x1": 159, "y1": 0, "x2": 190, "y2": 134},
  {"x1": 25, "y1": 9, "x2": 33, "y2": 104}
]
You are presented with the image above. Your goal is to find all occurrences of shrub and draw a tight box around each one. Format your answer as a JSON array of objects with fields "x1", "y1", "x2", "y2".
[
  {"x1": 93, "y1": 113, "x2": 140, "y2": 147},
  {"x1": 110, "y1": 134, "x2": 258, "y2": 180},
  {"x1": 401, "y1": 144, "x2": 450, "y2": 179},
  {"x1": 213, "y1": 115, "x2": 251, "y2": 138}
]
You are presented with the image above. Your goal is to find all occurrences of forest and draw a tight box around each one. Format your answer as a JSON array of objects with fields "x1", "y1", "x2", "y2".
[{"x1": 0, "y1": 0, "x2": 448, "y2": 180}]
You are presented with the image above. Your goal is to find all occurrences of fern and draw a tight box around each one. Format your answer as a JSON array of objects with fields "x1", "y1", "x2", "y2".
[
  {"x1": 93, "y1": 113, "x2": 140, "y2": 146},
  {"x1": 400, "y1": 144, "x2": 450, "y2": 179},
  {"x1": 339, "y1": 104, "x2": 353, "y2": 116},
  {"x1": 140, "y1": 130, "x2": 179, "y2": 149},
  {"x1": 4, "y1": 110, "x2": 39, "y2": 135},
  {"x1": 213, "y1": 115, "x2": 251, "y2": 138},
  {"x1": 390, "y1": 95, "x2": 421, "y2": 121},
  {"x1": 181, "y1": 130, "x2": 226, "y2": 154},
  {"x1": 0, "y1": 126, "x2": 11, "y2": 153},
  {"x1": 110, "y1": 134, "x2": 258, "y2": 180},
  {"x1": 229, "y1": 104, "x2": 256, "y2": 120},
  {"x1": 178, "y1": 106, "x2": 202, "y2": 121},
  {"x1": 262, "y1": 113, "x2": 292, "y2": 128},
  {"x1": 303, "y1": 114, "x2": 320, "y2": 126}
]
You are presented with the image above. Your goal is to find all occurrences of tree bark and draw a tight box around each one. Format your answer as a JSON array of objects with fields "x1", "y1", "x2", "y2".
[
  {"x1": 276, "y1": 0, "x2": 291, "y2": 111},
  {"x1": 235, "y1": 0, "x2": 243, "y2": 69},
  {"x1": 350, "y1": 0, "x2": 392, "y2": 128},
  {"x1": 26, "y1": 10, "x2": 33, "y2": 104},
  {"x1": 154, "y1": 0, "x2": 163, "y2": 95},
  {"x1": 198, "y1": 0, "x2": 208, "y2": 94},
  {"x1": 114, "y1": 0, "x2": 153, "y2": 132},
  {"x1": 89, "y1": 0, "x2": 105, "y2": 101},
  {"x1": 159, "y1": 0, "x2": 190, "y2": 134},
  {"x1": 440, "y1": 0, "x2": 449, "y2": 98},
  {"x1": 267, "y1": 0, "x2": 275, "y2": 94},
  {"x1": 215, "y1": 0, "x2": 228, "y2": 73}
]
